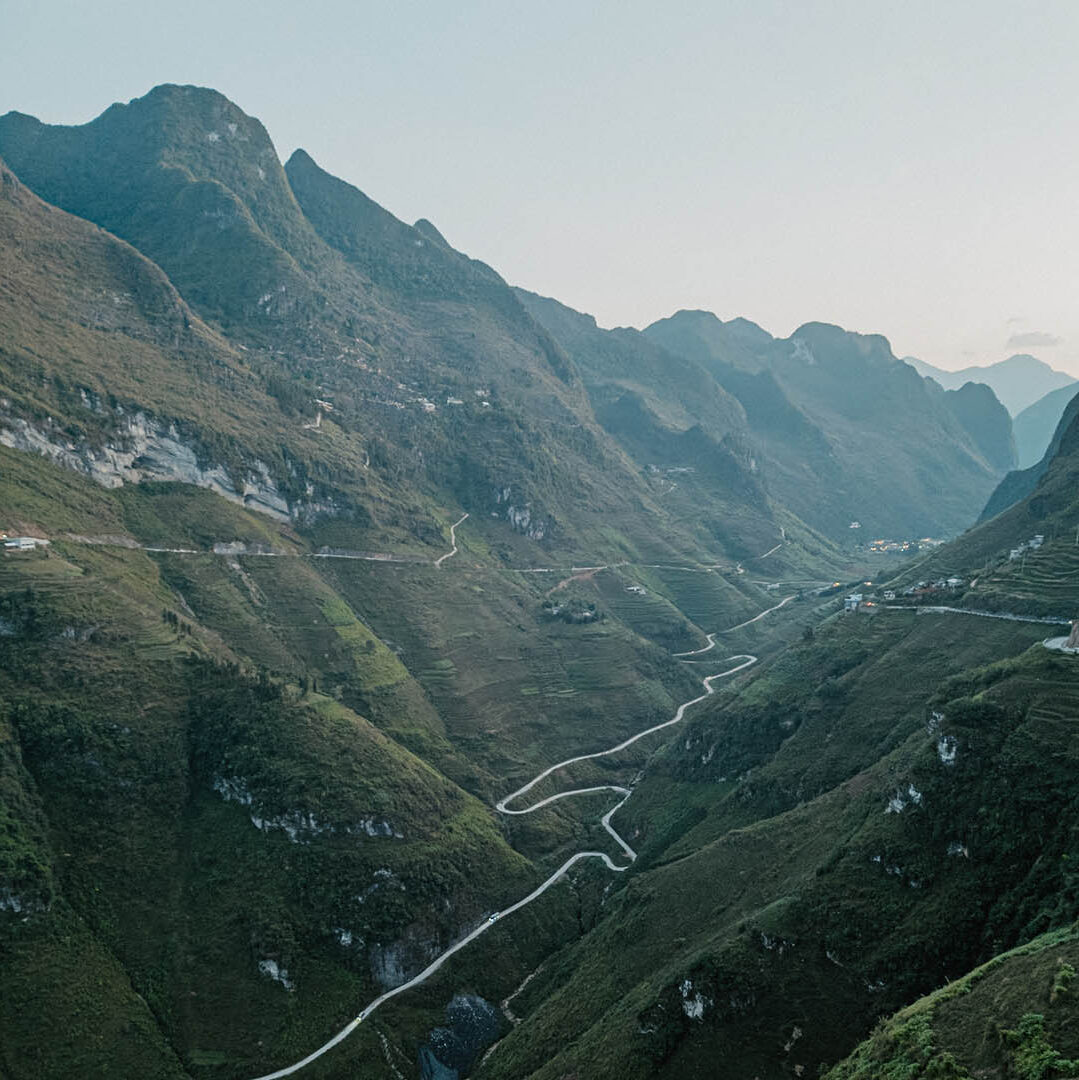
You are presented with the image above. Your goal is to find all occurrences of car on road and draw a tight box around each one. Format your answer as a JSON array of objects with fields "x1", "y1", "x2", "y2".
[{"x1": 488, "y1": 912, "x2": 499, "y2": 922}]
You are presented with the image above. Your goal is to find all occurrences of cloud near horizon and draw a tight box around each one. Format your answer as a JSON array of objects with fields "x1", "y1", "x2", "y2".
[{"x1": 1007, "y1": 330, "x2": 1063, "y2": 348}]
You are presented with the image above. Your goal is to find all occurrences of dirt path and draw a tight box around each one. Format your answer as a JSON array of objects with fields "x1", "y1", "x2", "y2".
[{"x1": 434, "y1": 513, "x2": 469, "y2": 568}]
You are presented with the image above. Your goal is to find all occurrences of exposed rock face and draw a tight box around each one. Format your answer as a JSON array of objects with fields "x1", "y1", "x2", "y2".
[
  {"x1": 419, "y1": 993, "x2": 501, "y2": 1079},
  {"x1": 493, "y1": 485, "x2": 551, "y2": 540},
  {"x1": 369, "y1": 936, "x2": 439, "y2": 990},
  {"x1": 0, "y1": 410, "x2": 336, "y2": 522},
  {"x1": 212, "y1": 776, "x2": 402, "y2": 844}
]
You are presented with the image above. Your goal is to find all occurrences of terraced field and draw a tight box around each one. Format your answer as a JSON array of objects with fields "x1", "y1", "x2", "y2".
[{"x1": 966, "y1": 537, "x2": 1079, "y2": 617}]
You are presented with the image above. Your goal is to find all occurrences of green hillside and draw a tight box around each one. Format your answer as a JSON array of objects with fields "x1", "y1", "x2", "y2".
[
  {"x1": 477, "y1": 614, "x2": 1079, "y2": 1080},
  {"x1": 827, "y1": 922, "x2": 1079, "y2": 1080},
  {"x1": 1, "y1": 80, "x2": 1077, "y2": 1080}
]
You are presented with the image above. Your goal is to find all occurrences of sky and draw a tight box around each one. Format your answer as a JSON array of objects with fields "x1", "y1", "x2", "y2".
[{"x1": 5, "y1": 1, "x2": 1079, "y2": 374}]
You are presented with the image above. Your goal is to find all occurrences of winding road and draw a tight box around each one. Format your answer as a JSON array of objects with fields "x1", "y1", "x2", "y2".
[
  {"x1": 433, "y1": 513, "x2": 469, "y2": 568},
  {"x1": 248, "y1": 646, "x2": 759, "y2": 1079},
  {"x1": 672, "y1": 595, "x2": 794, "y2": 657}
]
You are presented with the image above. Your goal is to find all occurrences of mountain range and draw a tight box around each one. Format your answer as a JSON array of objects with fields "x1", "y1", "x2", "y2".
[
  {"x1": 0, "y1": 84, "x2": 1075, "y2": 1080},
  {"x1": 906, "y1": 352, "x2": 1076, "y2": 416}
]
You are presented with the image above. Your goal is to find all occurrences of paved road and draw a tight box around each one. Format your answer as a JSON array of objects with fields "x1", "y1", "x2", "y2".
[
  {"x1": 883, "y1": 603, "x2": 1069, "y2": 626},
  {"x1": 434, "y1": 513, "x2": 469, "y2": 568},
  {"x1": 248, "y1": 849, "x2": 628, "y2": 1080},
  {"x1": 673, "y1": 596, "x2": 794, "y2": 657},
  {"x1": 752, "y1": 541, "x2": 783, "y2": 561},
  {"x1": 247, "y1": 650, "x2": 758, "y2": 1078},
  {"x1": 1043, "y1": 636, "x2": 1079, "y2": 653}
]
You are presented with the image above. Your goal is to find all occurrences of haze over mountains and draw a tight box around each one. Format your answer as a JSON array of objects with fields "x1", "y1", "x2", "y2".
[
  {"x1": 906, "y1": 353, "x2": 1076, "y2": 417},
  {"x1": 1012, "y1": 381, "x2": 1079, "y2": 468},
  {"x1": 0, "y1": 83, "x2": 1022, "y2": 549},
  {"x1": 1, "y1": 83, "x2": 1077, "y2": 1080}
]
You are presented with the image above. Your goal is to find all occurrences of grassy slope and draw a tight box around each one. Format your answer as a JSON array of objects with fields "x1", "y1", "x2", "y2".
[
  {"x1": 477, "y1": 613, "x2": 1079, "y2": 1080},
  {"x1": 826, "y1": 922, "x2": 1079, "y2": 1080},
  {"x1": 0, "y1": 451, "x2": 553, "y2": 1078},
  {"x1": 888, "y1": 408, "x2": 1079, "y2": 617},
  {"x1": 0, "y1": 442, "x2": 787, "y2": 1077}
]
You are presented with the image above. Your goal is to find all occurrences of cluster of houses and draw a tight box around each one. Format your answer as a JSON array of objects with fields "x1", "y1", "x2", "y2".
[
  {"x1": 373, "y1": 384, "x2": 492, "y2": 414},
  {"x1": 1009, "y1": 535, "x2": 1044, "y2": 561},
  {"x1": 901, "y1": 577, "x2": 964, "y2": 595},
  {"x1": 866, "y1": 537, "x2": 944, "y2": 555},
  {"x1": 844, "y1": 577, "x2": 964, "y2": 611}
]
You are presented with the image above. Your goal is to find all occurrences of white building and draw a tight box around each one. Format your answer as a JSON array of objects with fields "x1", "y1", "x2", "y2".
[
  {"x1": 844, "y1": 593, "x2": 863, "y2": 611},
  {"x1": 4, "y1": 536, "x2": 49, "y2": 550}
]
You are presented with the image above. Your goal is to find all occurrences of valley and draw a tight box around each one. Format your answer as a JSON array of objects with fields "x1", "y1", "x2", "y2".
[{"x1": 0, "y1": 80, "x2": 1076, "y2": 1080}]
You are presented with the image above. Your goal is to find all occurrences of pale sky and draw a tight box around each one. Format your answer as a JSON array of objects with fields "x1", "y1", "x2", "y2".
[{"x1": 6, "y1": 1, "x2": 1079, "y2": 374}]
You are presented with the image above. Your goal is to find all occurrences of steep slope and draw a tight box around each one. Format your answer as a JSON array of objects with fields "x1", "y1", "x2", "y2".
[
  {"x1": 826, "y1": 923, "x2": 1079, "y2": 1080},
  {"x1": 0, "y1": 153, "x2": 435, "y2": 541},
  {"x1": 1013, "y1": 382, "x2": 1079, "y2": 468},
  {"x1": 512, "y1": 290, "x2": 805, "y2": 560},
  {"x1": 0, "y1": 85, "x2": 345, "y2": 333},
  {"x1": 514, "y1": 291, "x2": 747, "y2": 441},
  {"x1": 1, "y1": 87, "x2": 829, "y2": 570},
  {"x1": 979, "y1": 387, "x2": 1079, "y2": 524},
  {"x1": 646, "y1": 312, "x2": 1009, "y2": 539},
  {"x1": 899, "y1": 399, "x2": 1079, "y2": 623},
  {"x1": 907, "y1": 353, "x2": 1076, "y2": 416},
  {"x1": 477, "y1": 609, "x2": 1079, "y2": 1080},
  {"x1": 477, "y1": 416, "x2": 1079, "y2": 1080},
  {"x1": 7, "y1": 79, "x2": 1072, "y2": 1080},
  {"x1": 0, "y1": 448, "x2": 548, "y2": 1079},
  {"x1": 941, "y1": 381, "x2": 1016, "y2": 473}
]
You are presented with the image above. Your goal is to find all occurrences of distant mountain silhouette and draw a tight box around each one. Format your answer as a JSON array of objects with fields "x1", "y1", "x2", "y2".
[
  {"x1": 905, "y1": 353, "x2": 1075, "y2": 415},
  {"x1": 1011, "y1": 382, "x2": 1079, "y2": 468}
]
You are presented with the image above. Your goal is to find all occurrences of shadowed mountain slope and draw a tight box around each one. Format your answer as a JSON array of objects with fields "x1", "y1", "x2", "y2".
[
  {"x1": 645, "y1": 311, "x2": 1010, "y2": 539},
  {"x1": 1012, "y1": 382, "x2": 1079, "y2": 468},
  {"x1": 4, "y1": 80, "x2": 1074, "y2": 1080},
  {"x1": 980, "y1": 388, "x2": 1079, "y2": 524}
]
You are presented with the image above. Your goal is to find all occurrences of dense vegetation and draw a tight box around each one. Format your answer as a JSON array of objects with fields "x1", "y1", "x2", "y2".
[{"x1": 0, "y1": 81, "x2": 1075, "y2": 1080}]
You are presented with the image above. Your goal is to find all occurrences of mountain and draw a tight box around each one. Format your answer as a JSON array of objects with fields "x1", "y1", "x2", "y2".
[
  {"x1": 906, "y1": 353, "x2": 1076, "y2": 416},
  {"x1": 0, "y1": 85, "x2": 834, "y2": 1078},
  {"x1": 1012, "y1": 382, "x2": 1079, "y2": 469},
  {"x1": 644, "y1": 311, "x2": 1012, "y2": 539},
  {"x1": 2, "y1": 82, "x2": 1076, "y2": 1080},
  {"x1": 0, "y1": 87, "x2": 719, "y2": 566},
  {"x1": 940, "y1": 381, "x2": 1016, "y2": 473},
  {"x1": 479, "y1": 418, "x2": 1079, "y2": 1080},
  {"x1": 980, "y1": 385, "x2": 1079, "y2": 522}
]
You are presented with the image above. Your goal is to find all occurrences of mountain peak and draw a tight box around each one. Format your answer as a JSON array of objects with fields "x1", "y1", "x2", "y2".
[
  {"x1": 413, "y1": 218, "x2": 449, "y2": 246},
  {"x1": 906, "y1": 352, "x2": 1075, "y2": 415}
]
